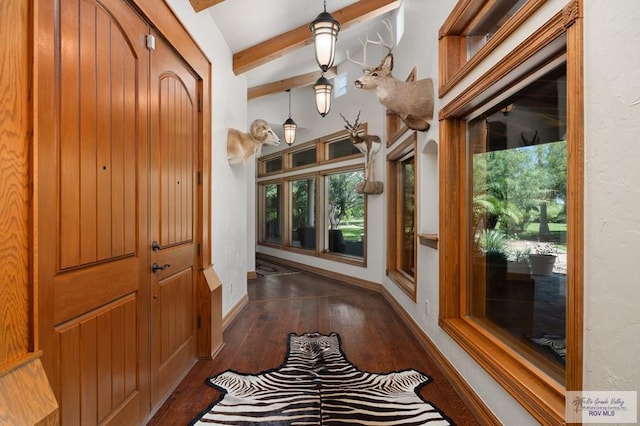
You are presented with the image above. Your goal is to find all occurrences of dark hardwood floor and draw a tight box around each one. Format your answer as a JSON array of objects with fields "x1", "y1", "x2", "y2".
[{"x1": 148, "y1": 269, "x2": 480, "y2": 425}]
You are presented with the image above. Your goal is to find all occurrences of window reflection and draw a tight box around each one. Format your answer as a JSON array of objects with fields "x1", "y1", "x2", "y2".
[
  {"x1": 263, "y1": 183, "x2": 282, "y2": 244},
  {"x1": 401, "y1": 158, "x2": 415, "y2": 278},
  {"x1": 326, "y1": 170, "x2": 365, "y2": 258},
  {"x1": 466, "y1": 0, "x2": 527, "y2": 58},
  {"x1": 469, "y1": 65, "x2": 567, "y2": 373},
  {"x1": 290, "y1": 177, "x2": 316, "y2": 249}
]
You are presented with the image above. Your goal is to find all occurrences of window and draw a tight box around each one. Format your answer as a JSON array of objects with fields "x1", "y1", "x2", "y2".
[
  {"x1": 470, "y1": 64, "x2": 567, "y2": 377},
  {"x1": 334, "y1": 72, "x2": 348, "y2": 98},
  {"x1": 264, "y1": 156, "x2": 282, "y2": 174},
  {"x1": 290, "y1": 176, "x2": 316, "y2": 250},
  {"x1": 387, "y1": 132, "x2": 417, "y2": 300},
  {"x1": 439, "y1": 3, "x2": 583, "y2": 423},
  {"x1": 439, "y1": 0, "x2": 546, "y2": 95},
  {"x1": 290, "y1": 146, "x2": 316, "y2": 168},
  {"x1": 325, "y1": 169, "x2": 365, "y2": 258},
  {"x1": 257, "y1": 128, "x2": 369, "y2": 265},
  {"x1": 326, "y1": 137, "x2": 361, "y2": 160},
  {"x1": 260, "y1": 182, "x2": 282, "y2": 244}
]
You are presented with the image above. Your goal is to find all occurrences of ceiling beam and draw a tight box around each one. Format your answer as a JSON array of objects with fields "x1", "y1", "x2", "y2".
[
  {"x1": 189, "y1": 0, "x2": 225, "y2": 13},
  {"x1": 247, "y1": 67, "x2": 337, "y2": 100},
  {"x1": 233, "y1": 0, "x2": 401, "y2": 75}
]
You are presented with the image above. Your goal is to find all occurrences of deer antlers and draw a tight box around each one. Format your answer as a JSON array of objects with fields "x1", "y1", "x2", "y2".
[
  {"x1": 346, "y1": 19, "x2": 394, "y2": 70},
  {"x1": 340, "y1": 111, "x2": 361, "y2": 133}
]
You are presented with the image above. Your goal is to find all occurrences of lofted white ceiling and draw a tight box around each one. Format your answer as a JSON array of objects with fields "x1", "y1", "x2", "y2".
[{"x1": 206, "y1": 0, "x2": 401, "y2": 96}]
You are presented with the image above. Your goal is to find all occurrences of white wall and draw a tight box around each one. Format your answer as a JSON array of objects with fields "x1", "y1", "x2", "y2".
[
  {"x1": 165, "y1": 0, "x2": 250, "y2": 315},
  {"x1": 583, "y1": 0, "x2": 640, "y2": 395}
]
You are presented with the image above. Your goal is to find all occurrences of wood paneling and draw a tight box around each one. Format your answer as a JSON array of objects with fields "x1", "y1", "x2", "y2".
[
  {"x1": 158, "y1": 76, "x2": 195, "y2": 247},
  {"x1": 31, "y1": 0, "x2": 212, "y2": 423},
  {"x1": 197, "y1": 267, "x2": 223, "y2": 359},
  {"x1": 56, "y1": 296, "x2": 138, "y2": 425},
  {"x1": 564, "y1": 0, "x2": 583, "y2": 395},
  {"x1": 59, "y1": 0, "x2": 138, "y2": 269},
  {"x1": 0, "y1": 356, "x2": 59, "y2": 425},
  {"x1": 0, "y1": 0, "x2": 59, "y2": 422},
  {"x1": 37, "y1": 0, "x2": 151, "y2": 424},
  {"x1": 0, "y1": 0, "x2": 31, "y2": 364},
  {"x1": 149, "y1": 32, "x2": 199, "y2": 409}
]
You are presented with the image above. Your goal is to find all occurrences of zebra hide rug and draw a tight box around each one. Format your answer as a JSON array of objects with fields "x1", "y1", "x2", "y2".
[{"x1": 191, "y1": 332, "x2": 453, "y2": 425}]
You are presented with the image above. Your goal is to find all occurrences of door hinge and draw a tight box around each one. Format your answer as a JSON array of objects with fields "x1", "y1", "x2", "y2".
[
  {"x1": 196, "y1": 171, "x2": 202, "y2": 185},
  {"x1": 146, "y1": 34, "x2": 156, "y2": 50},
  {"x1": 197, "y1": 243, "x2": 201, "y2": 257}
]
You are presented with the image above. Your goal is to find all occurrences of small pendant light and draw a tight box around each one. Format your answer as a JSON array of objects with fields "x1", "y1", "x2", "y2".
[
  {"x1": 309, "y1": 0, "x2": 340, "y2": 72},
  {"x1": 283, "y1": 89, "x2": 297, "y2": 146},
  {"x1": 314, "y1": 74, "x2": 333, "y2": 117}
]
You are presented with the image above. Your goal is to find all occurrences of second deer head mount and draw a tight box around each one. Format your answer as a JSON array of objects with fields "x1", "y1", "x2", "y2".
[{"x1": 347, "y1": 19, "x2": 434, "y2": 132}]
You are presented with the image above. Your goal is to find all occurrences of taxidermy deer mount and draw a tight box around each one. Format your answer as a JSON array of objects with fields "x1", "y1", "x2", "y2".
[
  {"x1": 340, "y1": 111, "x2": 383, "y2": 195},
  {"x1": 348, "y1": 20, "x2": 434, "y2": 132},
  {"x1": 227, "y1": 119, "x2": 281, "y2": 165}
]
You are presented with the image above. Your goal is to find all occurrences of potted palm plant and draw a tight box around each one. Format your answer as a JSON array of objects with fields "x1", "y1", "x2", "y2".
[{"x1": 529, "y1": 243, "x2": 557, "y2": 276}]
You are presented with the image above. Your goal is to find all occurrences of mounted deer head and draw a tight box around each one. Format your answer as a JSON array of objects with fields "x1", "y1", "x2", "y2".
[
  {"x1": 347, "y1": 20, "x2": 434, "y2": 132},
  {"x1": 227, "y1": 119, "x2": 281, "y2": 165},
  {"x1": 340, "y1": 111, "x2": 381, "y2": 182}
]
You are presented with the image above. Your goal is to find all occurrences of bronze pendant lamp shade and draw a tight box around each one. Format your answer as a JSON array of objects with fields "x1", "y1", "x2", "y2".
[
  {"x1": 309, "y1": 0, "x2": 340, "y2": 72},
  {"x1": 313, "y1": 75, "x2": 333, "y2": 117},
  {"x1": 283, "y1": 89, "x2": 297, "y2": 146}
]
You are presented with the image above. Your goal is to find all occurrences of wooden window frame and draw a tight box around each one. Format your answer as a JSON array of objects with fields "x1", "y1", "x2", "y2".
[
  {"x1": 438, "y1": 0, "x2": 548, "y2": 97},
  {"x1": 322, "y1": 125, "x2": 367, "y2": 165},
  {"x1": 257, "y1": 127, "x2": 372, "y2": 266},
  {"x1": 386, "y1": 131, "x2": 418, "y2": 301},
  {"x1": 258, "y1": 152, "x2": 283, "y2": 177},
  {"x1": 257, "y1": 179, "x2": 284, "y2": 247},
  {"x1": 286, "y1": 174, "x2": 319, "y2": 253},
  {"x1": 439, "y1": 2, "x2": 583, "y2": 424},
  {"x1": 319, "y1": 165, "x2": 368, "y2": 267}
]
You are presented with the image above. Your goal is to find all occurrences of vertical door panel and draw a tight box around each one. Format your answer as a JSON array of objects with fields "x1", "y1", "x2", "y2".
[
  {"x1": 149, "y1": 32, "x2": 200, "y2": 408},
  {"x1": 43, "y1": 0, "x2": 150, "y2": 424}
]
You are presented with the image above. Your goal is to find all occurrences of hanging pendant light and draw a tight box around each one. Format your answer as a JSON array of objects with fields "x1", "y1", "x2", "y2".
[
  {"x1": 309, "y1": 0, "x2": 340, "y2": 72},
  {"x1": 282, "y1": 89, "x2": 297, "y2": 146},
  {"x1": 314, "y1": 74, "x2": 333, "y2": 117}
]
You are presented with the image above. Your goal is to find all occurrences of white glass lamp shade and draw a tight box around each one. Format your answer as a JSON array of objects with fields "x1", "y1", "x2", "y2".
[
  {"x1": 314, "y1": 76, "x2": 333, "y2": 117},
  {"x1": 283, "y1": 117, "x2": 297, "y2": 146},
  {"x1": 310, "y1": 11, "x2": 340, "y2": 72}
]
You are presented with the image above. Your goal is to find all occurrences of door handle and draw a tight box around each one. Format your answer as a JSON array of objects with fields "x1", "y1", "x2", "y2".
[
  {"x1": 152, "y1": 263, "x2": 170, "y2": 273},
  {"x1": 152, "y1": 240, "x2": 161, "y2": 251}
]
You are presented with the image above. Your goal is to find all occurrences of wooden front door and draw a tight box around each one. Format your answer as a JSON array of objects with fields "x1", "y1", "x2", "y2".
[
  {"x1": 148, "y1": 31, "x2": 200, "y2": 407},
  {"x1": 37, "y1": 0, "x2": 201, "y2": 423}
]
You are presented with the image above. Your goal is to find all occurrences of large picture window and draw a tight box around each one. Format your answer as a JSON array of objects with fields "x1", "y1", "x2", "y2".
[
  {"x1": 439, "y1": 3, "x2": 583, "y2": 423},
  {"x1": 470, "y1": 64, "x2": 567, "y2": 378},
  {"x1": 325, "y1": 169, "x2": 365, "y2": 258}
]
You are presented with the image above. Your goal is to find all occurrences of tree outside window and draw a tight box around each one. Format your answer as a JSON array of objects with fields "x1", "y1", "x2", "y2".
[{"x1": 326, "y1": 170, "x2": 365, "y2": 257}]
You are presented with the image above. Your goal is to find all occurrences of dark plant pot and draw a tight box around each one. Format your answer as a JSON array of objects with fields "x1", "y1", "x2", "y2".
[{"x1": 328, "y1": 229, "x2": 345, "y2": 253}]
